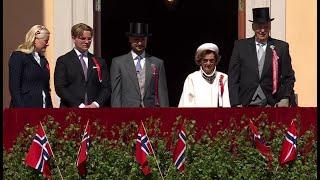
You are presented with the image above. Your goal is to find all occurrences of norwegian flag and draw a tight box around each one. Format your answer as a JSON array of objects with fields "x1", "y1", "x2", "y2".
[
  {"x1": 25, "y1": 123, "x2": 53, "y2": 178},
  {"x1": 249, "y1": 120, "x2": 273, "y2": 161},
  {"x1": 279, "y1": 120, "x2": 298, "y2": 165},
  {"x1": 76, "y1": 120, "x2": 91, "y2": 176},
  {"x1": 135, "y1": 122, "x2": 153, "y2": 175},
  {"x1": 173, "y1": 125, "x2": 186, "y2": 172}
]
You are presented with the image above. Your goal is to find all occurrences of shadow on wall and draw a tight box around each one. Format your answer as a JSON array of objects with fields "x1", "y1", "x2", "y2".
[{"x1": 3, "y1": 0, "x2": 44, "y2": 108}]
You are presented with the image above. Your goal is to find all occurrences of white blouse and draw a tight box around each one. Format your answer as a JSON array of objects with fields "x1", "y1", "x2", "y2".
[{"x1": 178, "y1": 70, "x2": 231, "y2": 107}]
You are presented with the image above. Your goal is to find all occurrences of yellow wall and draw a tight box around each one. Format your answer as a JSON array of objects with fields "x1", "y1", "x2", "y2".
[
  {"x1": 286, "y1": 1, "x2": 317, "y2": 106},
  {"x1": 2, "y1": 0, "x2": 58, "y2": 108},
  {"x1": 3, "y1": 0, "x2": 45, "y2": 108},
  {"x1": 3, "y1": 1, "x2": 93, "y2": 108},
  {"x1": 43, "y1": 1, "x2": 58, "y2": 107}
]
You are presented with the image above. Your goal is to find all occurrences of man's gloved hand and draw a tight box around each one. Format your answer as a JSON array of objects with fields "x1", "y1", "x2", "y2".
[{"x1": 275, "y1": 98, "x2": 289, "y2": 107}]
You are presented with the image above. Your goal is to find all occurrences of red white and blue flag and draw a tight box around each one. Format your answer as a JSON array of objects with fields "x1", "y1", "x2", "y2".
[
  {"x1": 173, "y1": 125, "x2": 186, "y2": 172},
  {"x1": 25, "y1": 123, "x2": 53, "y2": 178},
  {"x1": 76, "y1": 120, "x2": 91, "y2": 176},
  {"x1": 135, "y1": 122, "x2": 153, "y2": 175},
  {"x1": 249, "y1": 120, "x2": 273, "y2": 161},
  {"x1": 279, "y1": 120, "x2": 298, "y2": 165}
]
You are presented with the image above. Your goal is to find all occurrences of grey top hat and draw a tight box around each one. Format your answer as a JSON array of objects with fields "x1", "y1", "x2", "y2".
[
  {"x1": 249, "y1": 7, "x2": 274, "y2": 23},
  {"x1": 126, "y1": 22, "x2": 152, "y2": 37}
]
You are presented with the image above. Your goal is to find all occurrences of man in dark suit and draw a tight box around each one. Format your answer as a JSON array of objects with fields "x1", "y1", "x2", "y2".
[
  {"x1": 228, "y1": 7, "x2": 296, "y2": 107},
  {"x1": 110, "y1": 22, "x2": 169, "y2": 107},
  {"x1": 54, "y1": 23, "x2": 111, "y2": 108}
]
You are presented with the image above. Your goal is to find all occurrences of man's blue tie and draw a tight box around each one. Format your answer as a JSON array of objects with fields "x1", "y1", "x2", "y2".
[{"x1": 135, "y1": 56, "x2": 142, "y2": 73}]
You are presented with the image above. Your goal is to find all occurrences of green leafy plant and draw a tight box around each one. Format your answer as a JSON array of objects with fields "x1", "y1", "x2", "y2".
[{"x1": 3, "y1": 112, "x2": 317, "y2": 179}]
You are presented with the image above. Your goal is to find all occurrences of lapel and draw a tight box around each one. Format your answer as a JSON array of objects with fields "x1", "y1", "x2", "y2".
[
  {"x1": 39, "y1": 55, "x2": 47, "y2": 69},
  {"x1": 87, "y1": 53, "x2": 94, "y2": 81},
  {"x1": 71, "y1": 50, "x2": 86, "y2": 81},
  {"x1": 124, "y1": 52, "x2": 141, "y2": 93},
  {"x1": 248, "y1": 37, "x2": 260, "y2": 78},
  {"x1": 28, "y1": 53, "x2": 42, "y2": 68},
  {"x1": 261, "y1": 37, "x2": 274, "y2": 78},
  {"x1": 144, "y1": 54, "x2": 152, "y2": 95}
]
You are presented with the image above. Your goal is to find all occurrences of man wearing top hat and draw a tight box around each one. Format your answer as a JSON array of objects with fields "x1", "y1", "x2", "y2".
[
  {"x1": 110, "y1": 22, "x2": 169, "y2": 107},
  {"x1": 228, "y1": 7, "x2": 296, "y2": 107}
]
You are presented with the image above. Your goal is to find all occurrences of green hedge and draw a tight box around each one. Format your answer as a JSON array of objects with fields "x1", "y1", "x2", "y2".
[{"x1": 3, "y1": 112, "x2": 317, "y2": 179}]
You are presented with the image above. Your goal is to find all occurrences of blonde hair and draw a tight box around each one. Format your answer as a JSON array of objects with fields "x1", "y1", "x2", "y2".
[
  {"x1": 71, "y1": 23, "x2": 93, "y2": 38},
  {"x1": 16, "y1": 25, "x2": 50, "y2": 54}
]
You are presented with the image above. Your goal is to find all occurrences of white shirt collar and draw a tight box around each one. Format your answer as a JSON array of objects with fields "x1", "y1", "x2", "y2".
[
  {"x1": 32, "y1": 52, "x2": 41, "y2": 65},
  {"x1": 255, "y1": 40, "x2": 267, "y2": 46},
  {"x1": 32, "y1": 51, "x2": 40, "y2": 58},
  {"x1": 200, "y1": 66, "x2": 216, "y2": 77},
  {"x1": 255, "y1": 41, "x2": 267, "y2": 52},
  {"x1": 74, "y1": 48, "x2": 88, "y2": 57},
  {"x1": 131, "y1": 50, "x2": 145, "y2": 60}
]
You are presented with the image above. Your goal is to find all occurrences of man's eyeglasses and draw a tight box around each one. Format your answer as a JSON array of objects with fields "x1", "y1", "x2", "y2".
[{"x1": 77, "y1": 36, "x2": 92, "y2": 41}]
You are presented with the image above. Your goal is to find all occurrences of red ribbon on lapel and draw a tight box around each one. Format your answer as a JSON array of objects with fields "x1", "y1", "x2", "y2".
[
  {"x1": 151, "y1": 64, "x2": 160, "y2": 107},
  {"x1": 219, "y1": 74, "x2": 224, "y2": 96},
  {"x1": 271, "y1": 47, "x2": 279, "y2": 94},
  {"x1": 92, "y1": 57, "x2": 102, "y2": 82},
  {"x1": 46, "y1": 63, "x2": 50, "y2": 72}
]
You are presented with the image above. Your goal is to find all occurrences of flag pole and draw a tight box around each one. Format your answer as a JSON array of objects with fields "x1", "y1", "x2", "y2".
[
  {"x1": 40, "y1": 122, "x2": 64, "y2": 180},
  {"x1": 164, "y1": 130, "x2": 176, "y2": 177},
  {"x1": 165, "y1": 119, "x2": 186, "y2": 177},
  {"x1": 293, "y1": 118, "x2": 300, "y2": 136},
  {"x1": 164, "y1": 163, "x2": 173, "y2": 179},
  {"x1": 76, "y1": 120, "x2": 90, "y2": 165},
  {"x1": 141, "y1": 121, "x2": 164, "y2": 180}
]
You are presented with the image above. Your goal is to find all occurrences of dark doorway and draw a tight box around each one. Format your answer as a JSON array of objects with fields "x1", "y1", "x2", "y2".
[{"x1": 101, "y1": 0, "x2": 238, "y2": 106}]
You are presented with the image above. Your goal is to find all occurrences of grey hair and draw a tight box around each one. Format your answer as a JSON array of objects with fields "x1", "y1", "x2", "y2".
[{"x1": 194, "y1": 50, "x2": 221, "y2": 66}]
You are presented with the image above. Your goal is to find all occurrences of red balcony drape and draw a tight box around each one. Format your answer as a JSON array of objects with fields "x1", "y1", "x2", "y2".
[{"x1": 3, "y1": 107, "x2": 316, "y2": 150}]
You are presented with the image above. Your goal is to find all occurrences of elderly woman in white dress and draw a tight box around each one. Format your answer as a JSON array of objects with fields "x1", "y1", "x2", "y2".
[{"x1": 178, "y1": 43, "x2": 231, "y2": 107}]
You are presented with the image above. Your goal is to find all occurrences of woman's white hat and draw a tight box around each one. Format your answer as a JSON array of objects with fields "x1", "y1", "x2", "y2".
[{"x1": 196, "y1": 43, "x2": 219, "y2": 54}]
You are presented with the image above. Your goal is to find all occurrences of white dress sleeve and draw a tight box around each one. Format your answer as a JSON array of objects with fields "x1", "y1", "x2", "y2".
[
  {"x1": 178, "y1": 75, "x2": 195, "y2": 107},
  {"x1": 222, "y1": 75, "x2": 231, "y2": 107}
]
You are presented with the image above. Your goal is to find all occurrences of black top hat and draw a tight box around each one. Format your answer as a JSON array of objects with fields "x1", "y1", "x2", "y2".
[
  {"x1": 126, "y1": 22, "x2": 152, "y2": 37},
  {"x1": 249, "y1": 7, "x2": 274, "y2": 23}
]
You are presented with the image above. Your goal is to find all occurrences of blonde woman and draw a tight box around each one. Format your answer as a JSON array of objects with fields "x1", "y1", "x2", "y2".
[
  {"x1": 178, "y1": 43, "x2": 230, "y2": 107},
  {"x1": 9, "y1": 25, "x2": 52, "y2": 108}
]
